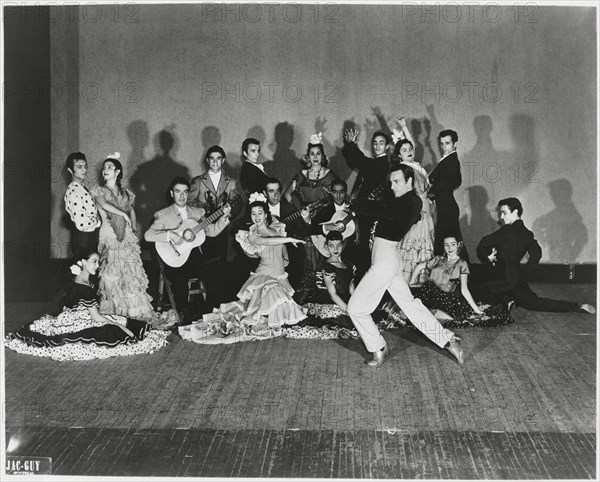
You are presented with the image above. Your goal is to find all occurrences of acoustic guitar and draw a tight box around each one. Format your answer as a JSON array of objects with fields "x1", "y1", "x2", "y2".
[{"x1": 156, "y1": 196, "x2": 242, "y2": 267}]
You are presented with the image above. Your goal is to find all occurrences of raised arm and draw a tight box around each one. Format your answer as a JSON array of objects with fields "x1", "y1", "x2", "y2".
[{"x1": 396, "y1": 116, "x2": 415, "y2": 145}]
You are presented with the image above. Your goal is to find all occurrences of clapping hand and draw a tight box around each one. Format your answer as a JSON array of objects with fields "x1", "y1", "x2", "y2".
[
  {"x1": 344, "y1": 128, "x2": 359, "y2": 143},
  {"x1": 488, "y1": 248, "x2": 498, "y2": 265}
]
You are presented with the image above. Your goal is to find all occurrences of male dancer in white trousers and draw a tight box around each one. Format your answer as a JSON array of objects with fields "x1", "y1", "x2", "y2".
[{"x1": 347, "y1": 163, "x2": 464, "y2": 367}]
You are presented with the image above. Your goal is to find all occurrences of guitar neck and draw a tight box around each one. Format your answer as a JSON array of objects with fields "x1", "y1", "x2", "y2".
[
  {"x1": 282, "y1": 199, "x2": 326, "y2": 224},
  {"x1": 283, "y1": 211, "x2": 303, "y2": 223},
  {"x1": 192, "y1": 206, "x2": 225, "y2": 234}
]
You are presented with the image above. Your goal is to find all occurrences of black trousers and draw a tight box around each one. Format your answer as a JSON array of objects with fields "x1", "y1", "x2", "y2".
[
  {"x1": 475, "y1": 262, "x2": 578, "y2": 313},
  {"x1": 163, "y1": 248, "x2": 228, "y2": 322},
  {"x1": 71, "y1": 228, "x2": 99, "y2": 257}
]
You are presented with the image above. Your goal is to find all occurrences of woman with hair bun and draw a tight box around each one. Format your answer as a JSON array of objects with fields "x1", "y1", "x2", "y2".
[
  {"x1": 406, "y1": 236, "x2": 514, "y2": 328},
  {"x1": 179, "y1": 193, "x2": 307, "y2": 344},
  {"x1": 4, "y1": 248, "x2": 169, "y2": 361},
  {"x1": 91, "y1": 154, "x2": 171, "y2": 327},
  {"x1": 284, "y1": 132, "x2": 339, "y2": 208}
]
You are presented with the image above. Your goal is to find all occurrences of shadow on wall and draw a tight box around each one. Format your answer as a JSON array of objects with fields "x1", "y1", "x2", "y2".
[
  {"x1": 129, "y1": 125, "x2": 190, "y2": 237},
  {"x1": 315, "y1": 117, "x2": 358, "y2": 193},
  {"x1": 462, "y1": 114, "x2": 514, "y2": 199},
  {"x1": 270, "y1": 121, "x2": 298, "y2": 190},
  {"x1": 508, "y1": 113, "x2": 541, "y2": 188},
  {"x1": 459, "y1": 185, "x2": 499, "y2": 260},
  {"x1": 532, "y1": 179, "x2": 588, "y2": 263}
]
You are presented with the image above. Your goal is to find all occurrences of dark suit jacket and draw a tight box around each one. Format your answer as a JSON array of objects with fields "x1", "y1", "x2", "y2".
[
  {"x1": 476, "y1": 219, "x2": 542, "y2": 291},
  {"x1": 188, "y1": 171, "x2": 240, "y2": 213},
  {"x1": 354, "y1": 190, "x2": 422, "y2": 242},
  {"x1": 240, "y1": 161, "x2": 269, "y2": 195},
  {"x1": 477, "y1": 219, "x2": 542, "y2": 267},
  {"x1": 429, "y1": 151, "x2": 463, "y2": 248},
  {"x1": 342, "y1": 142, "x2": 389, "y2": 199},
  {"x1": 429, "y1": 151, "x2": 461, "y2": 205}
]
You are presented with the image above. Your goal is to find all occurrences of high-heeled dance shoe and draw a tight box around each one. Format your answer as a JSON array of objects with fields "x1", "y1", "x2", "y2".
[
  {"x1": 446, "y1": 335, "x2": 464, "y2": 365},
  {"x1": 367, "y1": 343, "x2": 390, "y2": 367}
]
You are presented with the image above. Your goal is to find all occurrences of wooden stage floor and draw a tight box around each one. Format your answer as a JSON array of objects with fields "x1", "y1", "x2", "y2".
[{"x1": 3, "y1": 283, "x2": 597, "y2": 478}]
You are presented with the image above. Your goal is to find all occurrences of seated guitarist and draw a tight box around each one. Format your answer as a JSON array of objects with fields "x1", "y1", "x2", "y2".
[
  {"x1": 188, "y1": 145, "x2": 241, "y2": 263},
  {"x1": 145, "y1": 177, "x2": 231, "y2": 323},
  {"x1": 305, "y1": 179, "x2": 354, "y2": 237},
  {"x1": 305, "y1": 179, "x2": 359, "y2": 271}
]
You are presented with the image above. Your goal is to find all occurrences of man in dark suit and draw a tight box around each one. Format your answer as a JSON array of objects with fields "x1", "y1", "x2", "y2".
[
  {"x1": 265, "y1": 177, "x2": 296, "y2": 223},
  {"x1": 145, "y1": 177, "x2": 231, "y2": 323},
  {"x1": 188, "y1": 145, "x2": 240, "y2": 263},
  {"x1": 428, "y1": 129, "x2": 468, "y2": 261},
  {"x1": 476, "y1": 197, "x2": 595, "y2": 314},
  {"x1": 239, "y1": 137, "x2": 269, "y2": 196},
  {"x1": 342, "y1": 128, "x2": 391, "y2": 281}
]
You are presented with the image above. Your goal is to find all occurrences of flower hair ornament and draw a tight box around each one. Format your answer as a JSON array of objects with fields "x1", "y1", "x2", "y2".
[
  {"x1": 70, "y1": 260, "x2": 83, "y2": 276},
  {"x1": 249, "y1": 192, "x2": 267, "y2": 203},
  {"x1": 107, "y1": 151, "x2": 121, "y2": 159},
  {"x1": 309, "y1": 132, "x2": 323, "y2": 145},
  {"x1": 391, "y1": 128, "x2": 404, "y2": 145}
]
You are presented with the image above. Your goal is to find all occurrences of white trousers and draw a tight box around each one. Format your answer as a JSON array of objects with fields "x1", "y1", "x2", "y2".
[{"x1": 347, "y1": 237, "x2": 454, "y2": 352}]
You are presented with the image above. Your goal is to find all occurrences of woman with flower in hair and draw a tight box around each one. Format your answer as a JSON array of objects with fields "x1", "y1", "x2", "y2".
[
  {"x1": 91, "y1": 154, "x2": 171, "y2": 327},
  {"x1": 4, "y1": 248, "x2": 169, "y2": 361},
  {"x1": 284, "y1": 132, "x2": 340, "y2": 208},
  {"x1": 179, "y1": 193, "x2": 307, "y2": 344},
  {"x1": 391, "y1": 116, "x2": 436, "y2": 281}
]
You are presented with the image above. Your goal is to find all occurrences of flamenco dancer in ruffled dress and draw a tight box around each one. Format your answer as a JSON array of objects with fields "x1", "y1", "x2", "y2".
[
  {"x1": 179, "y1": 193, "x2": 307, "y2": 344},
  {"x1": 4, "y1": 248, "x2": 169, "y2": 361},
  {"x1": 91, "y1": 153, "x2": 175, "y2": 329}
]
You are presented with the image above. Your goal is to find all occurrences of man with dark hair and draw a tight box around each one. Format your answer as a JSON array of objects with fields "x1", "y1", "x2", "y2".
[
  {"x1": 342, "y1": 128, "x2": 391, "y2": 280},
  {"x1": 240, "y1": 137, "x2": 269, "y2": 195},
  {"x1": 348, "y1": 163, "x2": 464, "y2": 367},
  {"x1": 476, "y1": 197, "x2": 595, "y2": 314},
  {"x1": 264, "y1": 177, "x2": 296, "y2": 222},
  {"x1": 145, "y1": 177, "x2": 231, "y2": 323},
  {"x1": 64, "y1": 152, "x2": 100, "y2": 255},
  {"x1": 189, "y1": 145, "x2": 240, "y2": 211},
  {"x1": 428, "y1": 129, "x2": 468, "y2": 260},
  {"x1": 188, "y1": 145, "x2": 240, "y2": 263}
]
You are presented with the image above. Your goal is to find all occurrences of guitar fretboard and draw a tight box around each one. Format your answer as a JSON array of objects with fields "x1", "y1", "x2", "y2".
[{"x1": 190, "y1": 197, "x2": 240, "y2": 234}]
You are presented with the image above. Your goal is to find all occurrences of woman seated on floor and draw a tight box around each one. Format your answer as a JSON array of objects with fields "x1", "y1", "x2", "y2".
[
  {"x1": 378, "y1": 235, "x2": 513, "y2": 328},
  {"x1": 179, "y1": 193, "x2": 307, "y2": 344},
  {"x1": 301, "y1": 231, "x2": 356, "y2": 329},
  {"x1": 405, "y1": 236, "x2": 514, "y2": 327},
  {"x1": 4, "y1": 248, "x2": 171, "y2": 362}
]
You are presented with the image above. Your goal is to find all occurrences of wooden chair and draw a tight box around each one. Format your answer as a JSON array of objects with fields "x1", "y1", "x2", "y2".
[{"x1": 155, "y1": 258, "x2": 207, "y2": 312}]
